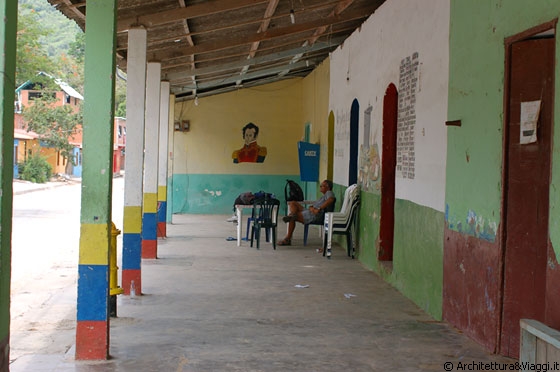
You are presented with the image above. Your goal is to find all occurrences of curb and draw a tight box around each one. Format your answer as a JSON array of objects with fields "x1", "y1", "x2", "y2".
[{"x1": 13, "y1": 180, "x2": 80, "y2": 196}]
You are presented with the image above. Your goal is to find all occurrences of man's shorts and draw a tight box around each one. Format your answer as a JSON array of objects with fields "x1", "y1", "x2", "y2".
[{"x1": 302, "y1": 209, "x2": 323, "y2": 225}]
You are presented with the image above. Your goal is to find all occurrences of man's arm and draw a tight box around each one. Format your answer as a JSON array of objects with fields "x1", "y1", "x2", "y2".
[{"x1": 311, "y1": 195, "x2": 335, "y2": 214}]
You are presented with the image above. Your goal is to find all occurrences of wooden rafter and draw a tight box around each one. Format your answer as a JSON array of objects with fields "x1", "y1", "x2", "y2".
[
  {"x1": 117, "y1": 0, "x2": 269, "y2": 33},
  {"x1": 308, "y1": 0, "x2": 355, "y2": 45},
  {"x1": 152, "y1": 7, "x2": 374, "y2": 62},
  {"x1": 48, "y1": 0, "x2": 385, "y2": 99}
]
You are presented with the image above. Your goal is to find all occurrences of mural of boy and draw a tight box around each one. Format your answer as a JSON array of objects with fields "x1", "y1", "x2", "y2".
[{"x1": 232, "y1": 122, "x2": 267, "y2": 163}]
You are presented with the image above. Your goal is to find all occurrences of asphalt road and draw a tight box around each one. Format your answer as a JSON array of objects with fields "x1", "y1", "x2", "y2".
[{"x1": 9, "y1": 177, "x2": 124, "y2": 366}]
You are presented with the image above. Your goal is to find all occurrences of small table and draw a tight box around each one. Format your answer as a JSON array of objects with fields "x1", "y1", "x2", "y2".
[{"x1": 235, "y1": 204, "x2": 254, "y2": 246}]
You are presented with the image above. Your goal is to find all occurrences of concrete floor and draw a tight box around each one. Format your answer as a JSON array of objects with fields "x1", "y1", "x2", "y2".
[{"x1": 10, "y1": 213, "x2": 516, "y2": 371}]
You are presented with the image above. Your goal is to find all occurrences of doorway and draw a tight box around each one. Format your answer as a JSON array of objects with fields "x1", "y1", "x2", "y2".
[
  {"x1": 500, "y1": 27, "x2": 555, "y2": 358},
  {"x1": 349, "y1": 99, "x2": 359, "y2": 185},
  {"x1": 328, "y1": 111, "x2": 335, "y2": 182},
  {"x1": 73, "y1": 147, "x2": 82, "y2": 177},
  {"x1": 379, "y1": 84, "x2": 398, "y2": 261}
]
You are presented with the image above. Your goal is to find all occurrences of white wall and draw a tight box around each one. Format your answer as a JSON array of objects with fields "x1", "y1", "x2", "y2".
[{"x1": 329, "y1": 0, "x2": 449, "y2": 212}]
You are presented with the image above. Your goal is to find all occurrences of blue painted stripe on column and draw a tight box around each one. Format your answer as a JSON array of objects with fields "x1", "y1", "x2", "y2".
[
  {"x1": 77, "y1": 264, "x2": 109, "y2": 321},
  {"x1": 122, "y1": 233, "x2": 141, "y2": 270},
  {"x1": 157, "y1": 201, "x2": 167, "y2": 223},
  {"x1": 142, "y1": 213, "x2": 157, "y2": 240}
]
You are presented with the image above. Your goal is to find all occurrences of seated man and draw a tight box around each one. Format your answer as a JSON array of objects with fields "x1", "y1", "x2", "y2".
[{"x1": 278, "y1": 180, "x2": 335, "y2": 246}]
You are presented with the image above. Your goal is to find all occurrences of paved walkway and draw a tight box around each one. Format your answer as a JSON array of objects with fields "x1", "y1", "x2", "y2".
[
  {"x1": 9, "y1": 201, "x2": 517, "y2": 371},
  {"x1": 12, "y1": 178, "x2": 81, "y2": 195}
]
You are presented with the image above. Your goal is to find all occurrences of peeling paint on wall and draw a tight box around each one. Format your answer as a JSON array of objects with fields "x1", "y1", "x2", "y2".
[
  {"x1": 484, "y1": 287, "x2": 495, "y2": 312},
  {"x1": 204, "y1": 189, "x2": 222, "y2": 197},
  {"x1": 445, "y1": 204, "x2": 497, "y2": 242},
  {"x1": 358, "y1": 143, "x2": 381, "y2": 192},
  {"x1": 334, "y1": 108, "x2": 350, "y2": 160}
]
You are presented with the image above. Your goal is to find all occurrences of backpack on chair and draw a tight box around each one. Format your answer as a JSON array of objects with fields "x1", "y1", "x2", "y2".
[
  {"x1": 284, "y1": 179, "x2": 304, "y2": 216},
  {"x1": 285, "y1": 180, "x2": 304, "y2": 202}
]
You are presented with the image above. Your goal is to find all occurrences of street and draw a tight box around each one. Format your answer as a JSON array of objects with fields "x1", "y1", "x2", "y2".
[{"x1": 10, "y1": 177, "x2": 124, "y2": 367}]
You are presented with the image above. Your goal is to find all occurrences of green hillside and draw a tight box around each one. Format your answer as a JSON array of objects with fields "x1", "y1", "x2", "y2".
[{"x1": 19, "y1": 0, "x2": 81, "y2": 57}]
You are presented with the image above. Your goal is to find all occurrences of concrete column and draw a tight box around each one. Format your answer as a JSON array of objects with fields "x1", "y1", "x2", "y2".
[
  {"x1": 166, "y1": 94, "x2": 176, "y2": 223},
  {"x1": 157, "y1": 81, "x2": 170, "y2": 237},
  {"x1": 76, "y1": 0, "x2": 117, "y2": 360},
  {"x1": 0, "y1": 2, "x2": 17, "y2": 370},
  {"x1": 121, "y1": 28, "x2": 147, "y2": 296},
  {"x1": 142, "y1": 62, "x2": 161, "y2": 258}
]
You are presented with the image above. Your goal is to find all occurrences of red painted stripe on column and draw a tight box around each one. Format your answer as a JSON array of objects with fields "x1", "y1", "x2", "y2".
[
  {"x1": 157, "y1": 221, "x2": 167, "y2": 238},
  {"x1": 76, "y1": 320, "x2": 109, "y2": 360},
  {"x1": 142, "y1": 239, "x2": 157, "y2": 259},
  {"x1": 122, "y1": 269, "x2": 142, "y2": 296}
]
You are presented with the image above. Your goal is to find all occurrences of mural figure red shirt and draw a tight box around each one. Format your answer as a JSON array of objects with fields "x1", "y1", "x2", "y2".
[{"x1": 232, "y1": 122, "x2": 267, "y2": 163}]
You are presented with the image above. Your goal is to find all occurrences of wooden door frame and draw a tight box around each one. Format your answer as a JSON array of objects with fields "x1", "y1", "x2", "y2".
[
  {"x1": 499, "y1": 18, "x2": 557, "y2": 352},
  {"x1": 349, "y1": 99, "x2": 360, "y2": 185},
  {"x1": 328, "y1": 111, "x2": 335, "y2": 182},
  {"x1": 379, "y1": 83, "x2": 398, "y2": 261}
]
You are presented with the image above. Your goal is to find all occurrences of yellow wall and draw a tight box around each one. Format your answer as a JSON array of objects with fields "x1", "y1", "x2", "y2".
[
  {"x1": 173, "y1": 79, "x2": 305, "y2": 176},
  {"x1": 170, "y1": 68, "x2": 330, "y2": 214},
  {"x1": 301, "y1": 59, "x2": 330, "y2": 184},
  {"x1": 40, "y1": 147, "x2": 66, "y2": 174}
]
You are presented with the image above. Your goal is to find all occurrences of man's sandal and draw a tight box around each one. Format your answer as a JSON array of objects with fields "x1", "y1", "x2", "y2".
[{"x1": 278, "y1": 238, "x2": 291, "y2": 246}]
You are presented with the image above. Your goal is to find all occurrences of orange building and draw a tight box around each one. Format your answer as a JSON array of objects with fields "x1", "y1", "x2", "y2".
[
  {"x1": 113, "y1": 117, "x2": 126, "y2": 176},
  {"x1": 14, "y1": 73, "x2": 84, "y2": 177},
  {"x1": 14, "y1": 73, "x2": 126, "y2": 179}
]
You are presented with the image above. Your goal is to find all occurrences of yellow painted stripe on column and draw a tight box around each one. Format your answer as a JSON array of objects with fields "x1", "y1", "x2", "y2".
[
  {"x1": 143, "y1": 193, "x2": 158, "y2": 213},
  {"x1": 79, "y1": 224, "x2": 110, "y2": 265},
  {"x1": 123, "y1": 205, "x2": 142, "y2": 233},
  {"x1": 157, "y1": 186, "x2": 167, "y2": 201}
]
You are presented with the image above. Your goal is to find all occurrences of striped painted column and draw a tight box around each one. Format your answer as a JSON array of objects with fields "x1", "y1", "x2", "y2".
[
  {"x1": 121, "y1": 28, "x2": 147, "y2": 296},
  {"x1": 0, "y1": 2, "x2": 16, "y2": 369},
  {"x1": 157, "y1": 81, "x2": 170, "y2": 237},
  {"x1": 142, "y1": 62, "x2": 161, "y2": 259},
  {"x1": 76, "y1": 0, "x2": 117, "y2": 360},
  {"x1": 166, "y1": 94, "x2": 175, "y2": 223}
]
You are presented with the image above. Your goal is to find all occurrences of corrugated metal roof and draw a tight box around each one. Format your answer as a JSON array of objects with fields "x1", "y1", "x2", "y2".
[
  {"x1": 15, "y1": 72, "x2": 83, "y2": 100},
  {"x1": 14, "y1": 129, "x2": 38, "y2": 140},
  {"x1": 56, "y1": 80, "x2": 84, "y2": 100}
]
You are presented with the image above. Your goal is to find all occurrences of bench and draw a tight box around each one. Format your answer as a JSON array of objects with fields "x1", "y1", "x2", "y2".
[{"x1": 520, "y1": 319, "x2": 560, "y2": 368}]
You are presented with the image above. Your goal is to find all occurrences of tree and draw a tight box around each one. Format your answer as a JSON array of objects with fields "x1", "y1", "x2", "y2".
[
  {"x1": 115, "y1": 75, "x2": 127, "y2": 118},
  {"x1": 16, "y1": 9, "x2": 56, "y2": 87},
  {"x1": 17, "y1": 2, "x2": 85, "y2": 174},
  {"x1": 17, "y1": 2, "x2": 85, "y2": 93},
  {"x1": 22, "y1": 94, "x2": 83, "y2": 164},
  {"x1": 59, "y1": 32, "x2": 86, "y2": 94},
  {"x1": 68, "y1": 31, "x2": 85, "y2": 64}
]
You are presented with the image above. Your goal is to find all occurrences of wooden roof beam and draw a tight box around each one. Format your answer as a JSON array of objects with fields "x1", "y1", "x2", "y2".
[
  {"x1": 117, "y1": 0, "x2": 269, "y2": 33},
  {"x1": 153, "y1": 7, "x2": 374, "y2": 61}
]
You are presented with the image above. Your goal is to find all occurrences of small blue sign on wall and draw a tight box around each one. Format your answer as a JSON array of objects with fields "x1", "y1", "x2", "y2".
[{"x1": 298, "y1": 141, "x2": 320, "y2": 182}]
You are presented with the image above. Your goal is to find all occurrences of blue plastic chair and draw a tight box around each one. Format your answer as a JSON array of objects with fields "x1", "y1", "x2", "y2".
[{"x1": 250, "y1": 196, "x2": 280, "y2": 249}]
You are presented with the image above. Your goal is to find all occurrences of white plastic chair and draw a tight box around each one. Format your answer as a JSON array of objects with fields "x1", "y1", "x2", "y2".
[{"x1": 322, "y1": 184, "x2": 360, "y2": 259}]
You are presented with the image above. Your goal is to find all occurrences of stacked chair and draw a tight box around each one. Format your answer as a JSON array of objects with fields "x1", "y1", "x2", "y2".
[{"x1": 322, "y1": 184, "x2": 360, "y2": 259}]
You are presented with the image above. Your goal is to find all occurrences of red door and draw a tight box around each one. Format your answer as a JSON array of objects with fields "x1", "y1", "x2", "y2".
[
  {"x1": 379, "y1": 84, "x2": 398, "y2": 261},
  {"x1": 501, "y1": 37, "x2": 554, "y2": 357}
]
